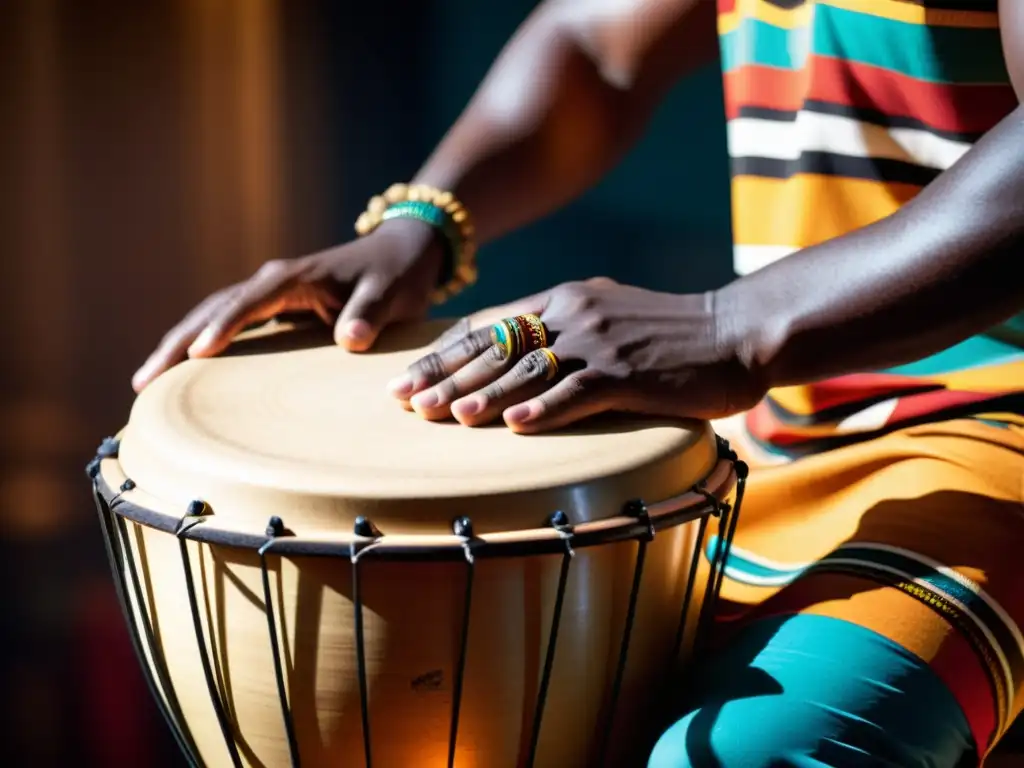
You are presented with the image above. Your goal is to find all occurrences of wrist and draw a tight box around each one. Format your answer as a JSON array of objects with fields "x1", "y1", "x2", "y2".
[
  {"x1": 371, "y1": 216, "x2": 444, "y2": 257},
  {"x1": 355, "y1": 183, "x2": 477, "y2": 303},
  {"x1": 712, "y1": 278, "x2": 788, "y2": 394}
]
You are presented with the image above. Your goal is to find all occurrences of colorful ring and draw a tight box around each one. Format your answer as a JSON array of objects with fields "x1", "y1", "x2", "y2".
[
  {"x1": 538, "y1": 347, "x2": 560, "y2": 381},
  {"x1": 490, "y1": 319, "x2": 516, "y2": 360},
  {"x1": 490, "y1": 314, "x2": 549, "y2": 360}
]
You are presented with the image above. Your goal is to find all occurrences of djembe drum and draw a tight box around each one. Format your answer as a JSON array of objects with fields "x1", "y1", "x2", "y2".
[{"x1": 86, "y1": 318, "x2": 746, "y2": 768}]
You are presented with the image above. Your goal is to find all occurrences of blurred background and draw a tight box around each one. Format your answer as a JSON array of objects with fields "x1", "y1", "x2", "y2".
[{"x1": 0, "y1": 1, "x2": 732, "y2": 765}]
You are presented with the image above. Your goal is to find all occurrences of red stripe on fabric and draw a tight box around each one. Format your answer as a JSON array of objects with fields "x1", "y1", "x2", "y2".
[
  {"x1": 928, "y1": 630, "x2": 999, "y2": 756},
  {"x1": 887, "y1": 389, "x2": 1012, "y2": 423},
  {"x1": 745, "y1": 401, "x2": 807, "y2": 446},
  {"x1": 746, "y1": 388, "x2": 1020, "y2": 446},
  {"x1": 723, "y1": 57, "x2": 1017, "y2": 135},
  {"x1": 800, "y1": 373, "x2": 942, "y2": 412},
  {"x1": 719, "y1": 0, "x2": 737, "y2": 14}
]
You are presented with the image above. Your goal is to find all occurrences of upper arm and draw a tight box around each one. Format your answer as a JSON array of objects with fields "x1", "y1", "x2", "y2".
[
  {"x1": 551, "y1": 0, "x2": 719, "y2": 113},
  {"x1": 1000, "y1": 0, "x2": 1024, "y2": 100}
]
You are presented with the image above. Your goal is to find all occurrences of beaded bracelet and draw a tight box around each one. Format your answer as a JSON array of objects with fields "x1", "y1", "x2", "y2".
[{"x1": 354, "y1": 183, "x2": 478, "y2": 304}]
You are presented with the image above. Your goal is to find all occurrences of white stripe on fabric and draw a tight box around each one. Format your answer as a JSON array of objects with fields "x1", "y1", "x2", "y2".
[
  {"x1": 732, "y1": 244, "x2": 798, "y2": 275},
  {"x1": 835, "y1": 398, "x2": 900, "y2": 433},
  {"x1": 727, "y1": 111, "x2": 972, "y2": 171}
]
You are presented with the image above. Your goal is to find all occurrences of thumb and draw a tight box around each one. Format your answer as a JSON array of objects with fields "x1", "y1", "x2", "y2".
[{"x1": 334, "y1": 274, "x2": 393, "y2": 352}]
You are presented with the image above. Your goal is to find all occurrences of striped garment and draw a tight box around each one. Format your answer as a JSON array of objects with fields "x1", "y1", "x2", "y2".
[{"x1": 717, "y1": 0, "x2": 1024, "y2": 458}]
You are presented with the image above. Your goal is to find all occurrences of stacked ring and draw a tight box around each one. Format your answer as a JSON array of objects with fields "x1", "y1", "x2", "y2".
[
  {"x1": 490, "y1": 314, "x2": 548, "y2": 360},
  {"x1": 538, "y1": 348, "x2": 560, "y2": 381}
]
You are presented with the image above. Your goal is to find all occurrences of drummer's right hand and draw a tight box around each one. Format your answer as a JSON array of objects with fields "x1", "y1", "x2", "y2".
[{"x1": 132, "y1": 221, "x2": 444, "y2": 393}]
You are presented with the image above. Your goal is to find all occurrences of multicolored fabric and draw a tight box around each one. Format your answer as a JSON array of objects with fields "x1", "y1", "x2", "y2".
[
  {"x1": 649, "y1": 613, "x2": 975, "y2": 767},
  {"x1": 652, "y1": 4, "x2": 1024, "y2": 764},
  {"x1": 717, "y1": 0, "x2": 1024, "y2": 454},
  {"x1": 700, "y1": 419, "x2": 1024, "y2": 760}
]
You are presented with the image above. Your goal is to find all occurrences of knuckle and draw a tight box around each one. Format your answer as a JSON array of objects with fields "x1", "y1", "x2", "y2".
[
  {"x1": 556, "y1": 281, "x2": 599, "y2": 312},
  {"x1": 412, "y1": 352, "x2": 447, "y2": 383},
  {"x1": 217, "y1": 291, "x2": 249, "y2": 320},
  {"x1": 585, "y1": 276, "x2": 616, "y2": 289},
  {"x1": 158, "y1": 326, "x2": 190, "y2": 351},
  {"x1": 567, "y1": 373, "x2": 594, "y2": 395},
  {"x1": 483, "y1": 343, "x2": 508, "y2": 366},
  {"x1": 482, "y1": 381, "x2": 506, "y2": 401},
  {"x1": 516, "y1": 349, "x2": 549, "y2": 379},
  {"x1": 357, "y1": 272, "x2": 390, "y2": 304},
  {"x1": 435, "y1": 317, "x2": 472, "y2": 348},
  {"x1": 572, "y1": 369, "x2": 608, "y2": 395},
  {"x1": 255, "y1": 258, "x2": 290, "y2": 281},
  {"x1": 579, "y1": 311, "x2": 608, "y2": 335},
  {"x1": 456, "y1": 328, "x2": 490, "y2": 358}
]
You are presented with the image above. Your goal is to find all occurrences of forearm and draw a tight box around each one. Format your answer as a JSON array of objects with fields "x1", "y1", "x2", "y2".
[
  {"x1": 410, "y1": 0, "x2": 717, "y2": 245},
  {"x1": 721, "y1": 106, "x2": 1024, "y2": 389}
]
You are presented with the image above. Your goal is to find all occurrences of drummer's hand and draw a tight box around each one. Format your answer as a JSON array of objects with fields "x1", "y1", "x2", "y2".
[
  {"x1": 388, "y1": 277, "x2": 767, "y2": 433},
  {"x1": 132, "y1": 221, "x2": 444, "y2": 392}
]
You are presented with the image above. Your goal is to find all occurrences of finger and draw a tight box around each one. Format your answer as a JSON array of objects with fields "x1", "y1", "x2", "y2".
[
  {"x1": 386, "y1": 326, "x2": 493, "y2": 398},
  {"x1": 502, "y1": 373, "x2": 605, "y2": 434},
  {"x1": 131, "y1": 292, "x2": 228, "y2": 392},
  {"x1": 187, "y1": 278, "x2": 292, "y2": 360},
  {"x1": 449, "y1": 347, "x2": 558, "y2": 427},
  {"x1": 431, "y1": 317, "x2": 472, "y2": 351},
  {"x1": 334, "y1": 273, "x2": 393, "y2": 352},
  {"x1": 408, "y1": 343, "x2": 510, "y2": 420}
]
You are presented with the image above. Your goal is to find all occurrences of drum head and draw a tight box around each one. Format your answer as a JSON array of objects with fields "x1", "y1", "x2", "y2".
[{"x1": 118, "y1": 317, "x2": 717, "y2": 534}]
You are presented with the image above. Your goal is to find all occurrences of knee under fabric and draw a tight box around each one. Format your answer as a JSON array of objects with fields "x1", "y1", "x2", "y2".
[{"x1": 648, "y1": 614, "x2": 974, "y2": 768}]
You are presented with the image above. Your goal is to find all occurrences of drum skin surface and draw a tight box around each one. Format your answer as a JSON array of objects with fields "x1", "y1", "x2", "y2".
[{"x1": 100, "y1": 317, "x2": 724, "y2": 768}]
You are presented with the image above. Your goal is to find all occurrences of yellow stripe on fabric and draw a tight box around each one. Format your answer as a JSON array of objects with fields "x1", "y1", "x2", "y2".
[
  {"x1": 731, "y1": 174, "x2": 920, "y2": 249},
  {"x1": 768, "y1": 385, "x2": 822, "y2": 417},
  {"x1": 718, "y1": 0, "x2": 814, "y2": 35},
  {"x1": 717, "y1": 0, "x2": 998, "y2": 36},
  {"x1": 927, "y1": 361, "x2": 1024, "y2": 392},
  {"x1": 821, "y1": 0, "x2": 999, "y2": 29},
  {"x1": 718, "y1": 0, "x2": 1000, "y2": 34}
]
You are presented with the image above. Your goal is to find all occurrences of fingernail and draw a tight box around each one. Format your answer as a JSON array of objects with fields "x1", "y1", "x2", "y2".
[
  {"x1": 344, "y1": 319, "x2": 371, "y2": 341},
  {"x1": 387, "y1": 374, "x2": 414, "y2": 396},
  {"x1": 188, "y1": 328, "x2": 215, "y2": 356},
  {"x1": 452, "y1": 397, "x2": 483, "y2": 418},
  {"x1": 412, "y1": 390, "x2": 439, "y2": 409},
  {"x1": 504, "y1": 403, "x2": 534, "y2": 423}
]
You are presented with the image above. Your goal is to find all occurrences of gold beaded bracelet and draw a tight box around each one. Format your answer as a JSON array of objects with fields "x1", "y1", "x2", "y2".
[{"x1": 355, "y1": 183, "x2": 478, "y2": 304}]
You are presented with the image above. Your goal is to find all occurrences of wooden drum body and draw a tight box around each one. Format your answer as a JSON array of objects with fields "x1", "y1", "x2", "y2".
[{"x1": 86, "y1": 320, "x2": 746, "y2": 768}]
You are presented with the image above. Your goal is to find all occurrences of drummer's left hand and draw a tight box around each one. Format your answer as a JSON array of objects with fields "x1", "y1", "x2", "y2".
[{"x1": 386, "y1": 277, "x2": 768, "y2": 433}]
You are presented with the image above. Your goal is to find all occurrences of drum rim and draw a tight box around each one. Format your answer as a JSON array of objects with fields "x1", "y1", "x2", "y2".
[{"x1": 91, "y1": 452, "x2": 737, "y2": 562}]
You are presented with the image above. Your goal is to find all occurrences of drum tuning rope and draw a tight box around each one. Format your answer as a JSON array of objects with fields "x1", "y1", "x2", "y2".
[
  {"x1": 524, "y1": 511, "x2": 577, "y2": 767},
  {"x1": 175, "y1": 500, "x2": 243, "y2": 768},
  {"x1": 349, "y1": 516, "x2": 384, "y2": 768},
  {"x1": 448, "y1": 516, "x2": 478, "y2": 768},
  {"x1": 259, "y1": 516, "x2": 301, "y2": 768},
  {"x1": 597, "y1": 500, "x2": 655, "y2": 766},
  {"x1": 695, "y1": 439, "x2": 750, "y2": 652}
]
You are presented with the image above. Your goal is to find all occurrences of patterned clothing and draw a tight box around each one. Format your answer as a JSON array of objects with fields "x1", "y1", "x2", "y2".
[
  {"x1": 652, "y1": 3, "x2": 1024, "y2": 765},
  {"x1": 718, "y1": 0, "x2": 1024, "y2": 454}
]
